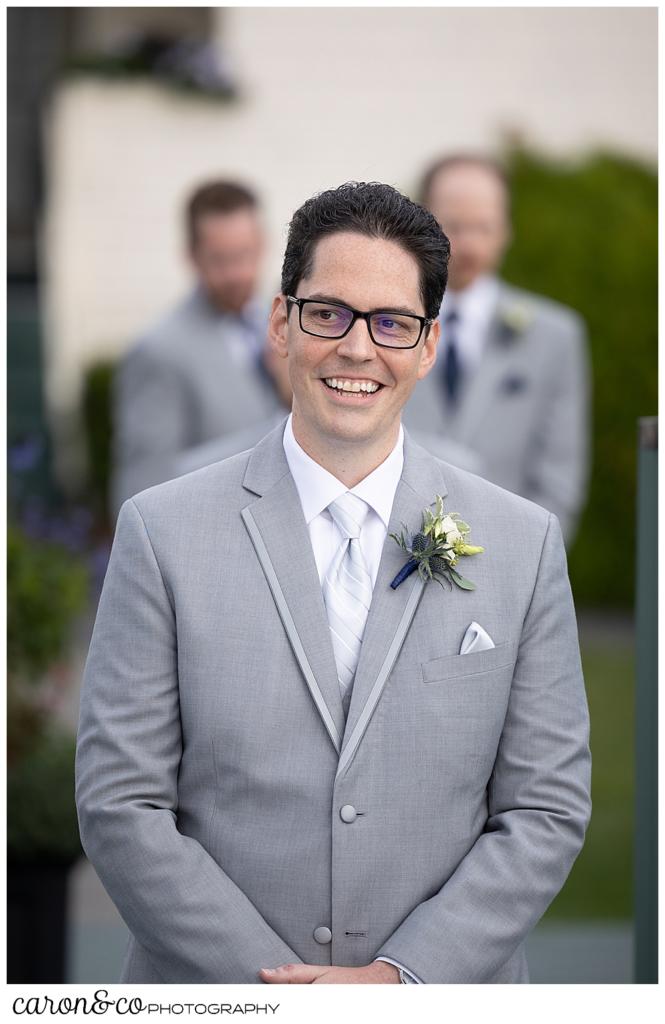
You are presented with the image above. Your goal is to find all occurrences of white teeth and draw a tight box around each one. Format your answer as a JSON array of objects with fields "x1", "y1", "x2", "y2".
[{"x1": 324, "y1": 378, "x2": 380, "y2": 393}]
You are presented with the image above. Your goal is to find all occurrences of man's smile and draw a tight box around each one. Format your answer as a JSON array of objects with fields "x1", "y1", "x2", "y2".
[{"x1": 319, "y1": 375, "x2": 386, "y2": 402}]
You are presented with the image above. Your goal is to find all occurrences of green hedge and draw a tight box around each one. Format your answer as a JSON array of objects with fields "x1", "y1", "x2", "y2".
[
  {"x1": 502, "y1": 148, "x2": 657, "y2": 607},
  {"x1": 7, "y1": 525, "x2": 88, "y2": 862},
  {"x1": 7, "y1": 730, "x2": 82, "y2": 864},
  {"x1": 82, "y1": 360, "x2": 115, "y2": 532},
  {"x1": 7, "y1": 524, "x2": 88, "y2": 682}
]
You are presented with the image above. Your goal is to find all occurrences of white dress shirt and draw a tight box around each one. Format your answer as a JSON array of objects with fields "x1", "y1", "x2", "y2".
[
  {"x1": 439, "y1": 273, "x2": 500, "y2": 376},
  {"x1": 282, "y1": 412, "x2": 423, "y2": 984},
  {"x1": 282, "y1": 412, "x2": 404, "y2": 587}
]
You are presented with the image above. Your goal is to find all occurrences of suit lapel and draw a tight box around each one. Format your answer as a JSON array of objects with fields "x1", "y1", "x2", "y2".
[
  {"x1": 337, "y1": 430, "x2": 448, "y2": 777},
  {"x1": 241, "y1": 420, "x2": 346, "y2": 753}
]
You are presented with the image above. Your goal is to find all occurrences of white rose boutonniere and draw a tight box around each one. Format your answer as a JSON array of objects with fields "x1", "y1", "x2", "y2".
[
  {"x1": 499, "y1": 301, "x2": 534, "y2": 335},
  {"x1": 389, "y1": 495, "x2": 484, "y2": 591}
]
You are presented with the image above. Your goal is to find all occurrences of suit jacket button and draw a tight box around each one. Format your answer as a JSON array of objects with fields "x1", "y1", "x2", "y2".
[
  {"x1": 340, "y1": 804, "x2": 357, "y2": 823},
  {"x1": 314, "y1": 926, "x2": 332, "y2": 944}
]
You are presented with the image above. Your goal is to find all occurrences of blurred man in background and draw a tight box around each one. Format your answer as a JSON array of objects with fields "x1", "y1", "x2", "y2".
[
  {"x1": 403, "y1": 155, "x2": 591, "y2": 545},
  {"x1": 111, "y1": 180, "x2": 285, "y2": 517}
]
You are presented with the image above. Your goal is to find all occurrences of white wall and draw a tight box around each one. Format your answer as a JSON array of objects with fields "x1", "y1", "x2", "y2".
[{"x1": 41, "y1": 5, "x2": 657, "y2": 486}]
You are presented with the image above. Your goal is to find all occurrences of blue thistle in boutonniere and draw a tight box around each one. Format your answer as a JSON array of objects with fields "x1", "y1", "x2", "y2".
[{"x1": 389, "y1": 495, "x2": 484, "y2": 591}]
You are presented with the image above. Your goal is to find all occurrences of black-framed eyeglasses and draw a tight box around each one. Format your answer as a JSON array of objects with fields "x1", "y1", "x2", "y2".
[{"x1": 286, "y1": 295, "x2": 435, "y2": 350}]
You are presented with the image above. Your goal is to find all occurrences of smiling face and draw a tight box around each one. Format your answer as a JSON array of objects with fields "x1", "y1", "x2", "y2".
[{"x1": 269, "y1": 231, "x2": 440, "y2": 460}]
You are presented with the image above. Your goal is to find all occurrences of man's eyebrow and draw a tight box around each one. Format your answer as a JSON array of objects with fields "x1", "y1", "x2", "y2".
[{"x1": 305, "y1": 292, "x2": 421, "y2": 316}]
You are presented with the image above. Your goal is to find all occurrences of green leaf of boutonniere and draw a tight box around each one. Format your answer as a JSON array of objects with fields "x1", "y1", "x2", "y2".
[{"x1": 448, "y1": 568, "x2": 476, "y2": 590}]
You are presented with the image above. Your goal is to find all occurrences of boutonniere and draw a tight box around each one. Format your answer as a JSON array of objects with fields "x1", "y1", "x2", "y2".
[
  {"x1": 499, "y1": 301, "x2": 534, "y2": 336},
  {"x1": 389, "y1": 495, "x2": 484, "y2": 591}
]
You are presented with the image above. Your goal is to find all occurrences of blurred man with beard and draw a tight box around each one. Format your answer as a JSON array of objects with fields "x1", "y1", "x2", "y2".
[
  {"x1": 403, "y1": 155, "x2": 591, "y2": 545},
  {"x1": 111, "y1": 180, "x2": 284, "y2": 516}
]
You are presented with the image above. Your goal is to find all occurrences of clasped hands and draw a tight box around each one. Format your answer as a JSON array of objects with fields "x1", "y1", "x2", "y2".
[{"x1": 259, "y1": 960, "x2": 400, "y2": 984}]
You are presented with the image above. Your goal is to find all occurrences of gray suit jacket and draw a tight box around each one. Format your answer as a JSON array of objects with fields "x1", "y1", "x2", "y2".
[
  {"x1": 402, "y1": 281, "x2": 592, "y2": 545},
  {"x1": 76, "y1": 417, "x2": 592, "y2": 984},
  {"x1": 110, "y1": 286, "x2": 282, "y2": 517}
]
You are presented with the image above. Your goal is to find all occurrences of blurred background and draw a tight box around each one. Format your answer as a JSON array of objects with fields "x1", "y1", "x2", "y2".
[{"x1": 7, "y1": 6, "x2": 657, "y2": 984}]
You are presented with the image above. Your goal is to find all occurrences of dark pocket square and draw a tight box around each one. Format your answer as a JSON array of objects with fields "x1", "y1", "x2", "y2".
[{"x1": 500, "y1": 374, "x2": 528, "y2": 395}]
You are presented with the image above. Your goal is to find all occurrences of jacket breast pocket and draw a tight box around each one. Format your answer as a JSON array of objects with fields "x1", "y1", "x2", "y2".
[{"x1": 421, "y1": 640, "x2": 518, "y2": 684}]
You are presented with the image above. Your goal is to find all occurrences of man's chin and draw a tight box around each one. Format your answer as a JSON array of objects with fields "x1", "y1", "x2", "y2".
[
  {"x1": 206, "y1": 290, "x2": 253, "y2": 314},
  {"x1": 320, "y1": 409, "x2": 397, "y2": 447}
]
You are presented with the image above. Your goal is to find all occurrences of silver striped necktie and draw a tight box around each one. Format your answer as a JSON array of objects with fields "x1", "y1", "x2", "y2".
[{"x1": 322, "y1": 492, "x2": 374, "y2": 716}]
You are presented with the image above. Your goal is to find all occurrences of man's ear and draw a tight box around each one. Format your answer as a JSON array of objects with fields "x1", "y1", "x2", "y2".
[
  {"x1": 268, "y1": 293, "x2": 289, "y2": 359},
  {"x1": 416, "y1": 317, "x2": 440, "y2": 380}
]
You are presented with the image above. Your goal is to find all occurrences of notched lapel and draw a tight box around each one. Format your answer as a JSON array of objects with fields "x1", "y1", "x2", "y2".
[{"x1": 240, "y1": 423, "x2": 346, "y2": 754}]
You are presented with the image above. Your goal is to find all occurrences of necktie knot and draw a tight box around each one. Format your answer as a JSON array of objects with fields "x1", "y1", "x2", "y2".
[{"x1": 327, "y1": 492, "x2": 369, "y2": 541}]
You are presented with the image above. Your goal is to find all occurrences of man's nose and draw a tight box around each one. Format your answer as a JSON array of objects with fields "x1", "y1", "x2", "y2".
[{"x1": 335, "y1": 317, "x2": 376, "y2": 359}]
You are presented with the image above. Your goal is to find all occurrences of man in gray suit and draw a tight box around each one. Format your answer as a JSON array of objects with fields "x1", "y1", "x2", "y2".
[
  {"x1": 111, "y1": 179, "x2": 284, "y2": 517},
  {"x1": 76, "y1": 182, "x2": 591, "y2": 984},
  {"x1": 403, "y1": 155, "x2": 592, "y2": 546}
]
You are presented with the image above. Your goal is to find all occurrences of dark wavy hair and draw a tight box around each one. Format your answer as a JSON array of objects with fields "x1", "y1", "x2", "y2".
[{"x1": 280, "y1": 181, "x2": 450, "y2": 321}]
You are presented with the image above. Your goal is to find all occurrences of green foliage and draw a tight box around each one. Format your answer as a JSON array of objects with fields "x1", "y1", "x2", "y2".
[
  {"x1": 502, "y1": 147, "x2": 657, "y2": 607},
  {"x1": 7, "y1": 524, "x2": 88, "y2": 863},
  {"x1": 7, "y1": 524, "x2": 88, "y2": 681},
  {"x1": 82, "y1": 360, "x2": 115, "y2": 532},
  {"x1": 7, "y1": 729, "x2": 82, "y2": 865}
]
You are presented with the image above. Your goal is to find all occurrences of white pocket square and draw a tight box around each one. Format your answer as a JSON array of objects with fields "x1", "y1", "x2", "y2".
[{"x1": 459, "y1": 621, "x2": 496, "y2": 655}]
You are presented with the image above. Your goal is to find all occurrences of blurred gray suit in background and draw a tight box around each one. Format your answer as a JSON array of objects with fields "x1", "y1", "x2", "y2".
[
  {"x1": 111, "y1": 285, "x2": 281, "y2": 516},
  {"x1": 111, "y1": 180, "x2": 284, "y2": 518},
  {"x1": 404, "y1": 279, "x2": 590, "y2": 544},
  {"x1": 406, "y1": 154, "x2": 592, "y2": 546}
]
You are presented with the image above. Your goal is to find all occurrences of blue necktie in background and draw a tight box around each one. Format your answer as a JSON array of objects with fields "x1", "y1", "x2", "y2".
[{"x1": 441, "y1": 308, "x2": 462, "y2": 405}]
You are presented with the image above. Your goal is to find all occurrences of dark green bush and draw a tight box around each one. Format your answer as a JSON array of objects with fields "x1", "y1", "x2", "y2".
[
  {"x1": 502, "y1": 147, "x2": 657, "y2": 607},
  {"x1": 82, "y1": 359, "x2": 115, "y2": 533},
  {"x1": 7, "y1": 730, "x2": 82, "y2": 865},
  {"x1": 7, "y1": 524, "x2": 88, "y2": 863},
  {"x1": 7, "y1": 525, "x2": 88, "y2": 681}
]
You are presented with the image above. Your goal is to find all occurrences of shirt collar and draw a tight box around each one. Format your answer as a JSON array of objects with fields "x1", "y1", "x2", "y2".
[{"x1": 282, "y1": 412, "x2": 404, "y2": 528}]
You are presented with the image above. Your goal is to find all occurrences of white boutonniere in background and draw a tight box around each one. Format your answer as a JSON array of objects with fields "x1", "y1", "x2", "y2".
[
  {"x1": 389, "y1": 495, "x2": 484, "y2": 591},
  {"x1": 499, "y1": 301, "x2": 534, "y2": 335}
]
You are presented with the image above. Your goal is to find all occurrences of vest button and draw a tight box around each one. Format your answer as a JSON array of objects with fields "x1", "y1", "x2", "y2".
[
  {"x1": 313, "y1": 926, "x2": 332, "y2": 944},
  {"x1": 340, "y1": 804, "x2": 357, "y2": 823}
]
